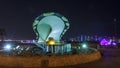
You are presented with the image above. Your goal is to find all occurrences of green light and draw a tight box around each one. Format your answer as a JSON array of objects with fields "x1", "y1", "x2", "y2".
[
  {"x1": 43, "y1": 12, "x2": 54, "y2": 16},
  {"x1": 62, "y1": 16, "x2": 68, "y2": 21},
  {"x1": 78, "y1": 46, "x2": 81, "y2": 49},
  {"x1": 82, "y1": 44, "x2": 88, "y2": 49}
]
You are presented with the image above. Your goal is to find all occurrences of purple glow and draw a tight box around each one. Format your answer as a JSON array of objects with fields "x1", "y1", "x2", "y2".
[
  {"x1": 100, "y1": 38, "x2": 117, "y2": 46},
  {"x1": 100, "y1": 39, "x2": 108, "y2": 45},
  {"x1": 112, "y1": 42, "x2": 116, "y2": 45}
]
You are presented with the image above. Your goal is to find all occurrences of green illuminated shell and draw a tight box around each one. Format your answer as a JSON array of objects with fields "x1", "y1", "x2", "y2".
[{"x1": 33, "y1": 12, "x2": 70, "y2": 43}]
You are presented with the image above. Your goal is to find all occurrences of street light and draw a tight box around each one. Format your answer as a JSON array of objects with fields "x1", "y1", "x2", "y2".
[
  {"x1": 3, "y1": 44, "x2": 12, "y2": 51},
  {"x1": 81, "y1": 43, "x2": 88, "y2": 49}
]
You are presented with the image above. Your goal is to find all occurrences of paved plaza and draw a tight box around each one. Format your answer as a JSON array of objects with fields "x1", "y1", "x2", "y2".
[{"x1": 51, "y1": 48, "x2": 120, "y2": 68}]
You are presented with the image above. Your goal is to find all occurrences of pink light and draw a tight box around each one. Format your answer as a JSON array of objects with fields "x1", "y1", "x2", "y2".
[
  {"x1": 100, "y1": 39, "x2": 108, "y2": 45},
  {"x1": 100, "y1": 38, "x2": 117, "y2": 46},
  {"x1": 112, "y1": 42, "x2": 116, "y2": 45}
]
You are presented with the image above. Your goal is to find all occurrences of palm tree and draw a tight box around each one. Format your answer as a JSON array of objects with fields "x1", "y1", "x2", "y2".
[{"x1": 0, "y1": 28, "x2": 6, "y2": 42}]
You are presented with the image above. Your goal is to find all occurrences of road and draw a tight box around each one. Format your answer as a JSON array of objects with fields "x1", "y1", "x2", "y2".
[{"x1": 51, "y1": 48, "x2": 120, "y2": 68}]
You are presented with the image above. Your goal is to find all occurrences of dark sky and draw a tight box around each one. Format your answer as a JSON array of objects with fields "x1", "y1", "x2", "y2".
[{"x1": 0, "y1": 0, "x2": 120, "y2": 40}]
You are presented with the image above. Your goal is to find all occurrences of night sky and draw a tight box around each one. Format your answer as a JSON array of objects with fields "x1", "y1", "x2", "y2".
[{"x1": 0, "y1": 0, "x2": 120, "y2": 40}]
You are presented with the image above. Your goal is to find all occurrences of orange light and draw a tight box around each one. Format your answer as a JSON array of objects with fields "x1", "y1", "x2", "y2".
[
  {"x1": 47, "y1": 37, "x2": 55, "y2": 45},
  {"x1": 48, "y1": 40, "x2": 55, "y2": 45}
]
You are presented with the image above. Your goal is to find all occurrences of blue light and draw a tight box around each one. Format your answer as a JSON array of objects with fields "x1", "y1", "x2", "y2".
[{"x1": 4, "y1": 44, "x2": 12, "y2": 51}]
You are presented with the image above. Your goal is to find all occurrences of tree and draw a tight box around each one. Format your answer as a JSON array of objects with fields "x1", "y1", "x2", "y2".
[{"x1": 0, "y1": 28, "x2": 6, "y2": 42}]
